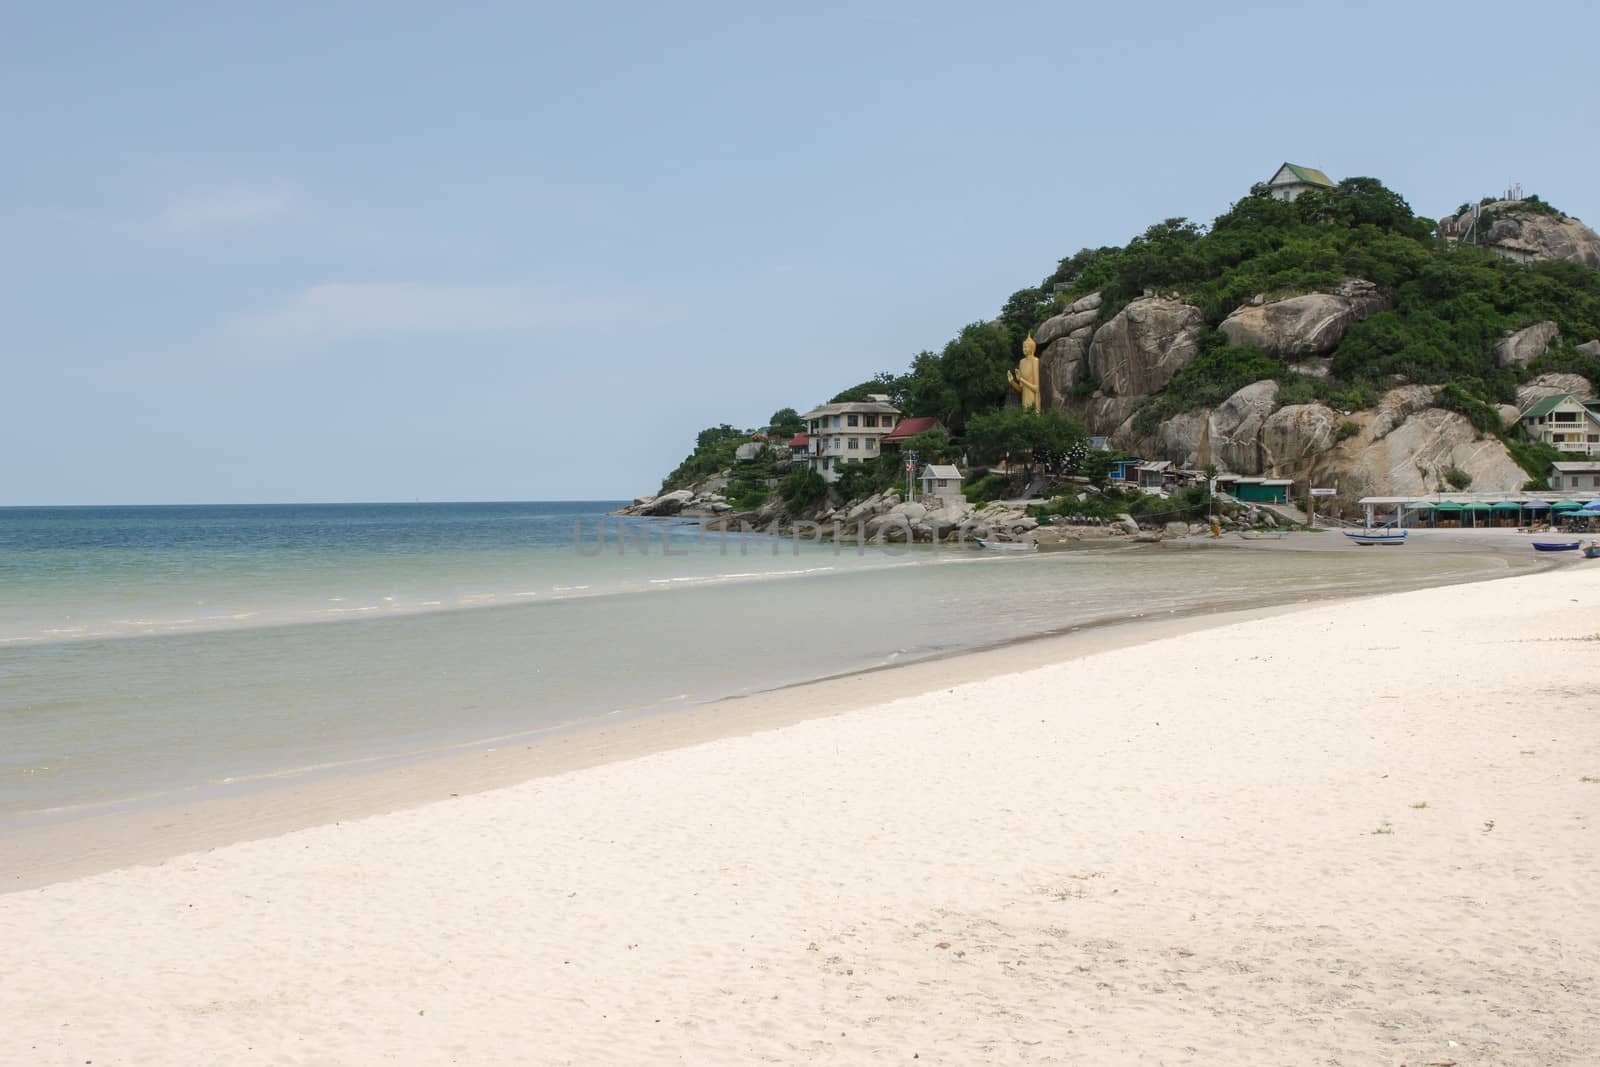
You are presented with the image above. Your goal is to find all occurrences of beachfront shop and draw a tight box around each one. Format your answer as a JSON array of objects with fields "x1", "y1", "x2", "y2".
[
  {"x1": 1231, "y1": 477, "x2": 1294, "y2": 504},
  {"x1": 1359, "y1": 495, "x2": 1600, "y2": 529}
]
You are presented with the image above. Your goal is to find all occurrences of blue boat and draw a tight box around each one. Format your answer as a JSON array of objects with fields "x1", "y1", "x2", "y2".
[{"x1": 1532, "y1": 541, "x2": 1580, "y2": 552}]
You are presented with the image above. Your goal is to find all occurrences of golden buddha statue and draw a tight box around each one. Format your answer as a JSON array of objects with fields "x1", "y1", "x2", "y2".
[{"x1": 1009, "y1": 333, "x2": 1041, "y2": 412}]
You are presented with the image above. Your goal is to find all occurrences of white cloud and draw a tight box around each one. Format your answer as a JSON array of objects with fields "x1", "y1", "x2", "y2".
[
  {"x1": 234, "y1": 282, "x2": 592, "y2": 342},
  {"x1": 158, "y1": 184, "x2": 294, "y2": 233}
]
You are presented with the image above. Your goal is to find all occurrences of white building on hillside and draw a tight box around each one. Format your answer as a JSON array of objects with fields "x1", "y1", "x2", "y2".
[
  {"x1": 1520, "y1": 394, "x2": 1600, "y2": 457},
  {"x1": 799, "y1": 395, "x2": 900, "y2": 482},
  {"x1": 1264, "y1": 162, "x2": 1336, "y2": 202}
]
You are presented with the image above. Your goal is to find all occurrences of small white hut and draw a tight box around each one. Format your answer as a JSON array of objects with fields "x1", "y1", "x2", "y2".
[{"x1": 920, "y1": 464, "x2": 964, "y2": 502}]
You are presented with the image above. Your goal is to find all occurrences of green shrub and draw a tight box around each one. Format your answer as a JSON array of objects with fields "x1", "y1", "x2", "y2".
[
  {"x1": 1443, "y1": 466, "x2": 1473, "y2": 490},
  {"x1": 778, "y1": 467, "x2": 827, "y2": 511},
  {"x1": 1336, "y1": 420, "x2": 1360, "y2": 441},
  {"x1": 1434, "y1": 383, "x2": 1501, "y2": 434},
  {"x1": 963, "y1": 472, "x2": 1022, "y2": 504}
]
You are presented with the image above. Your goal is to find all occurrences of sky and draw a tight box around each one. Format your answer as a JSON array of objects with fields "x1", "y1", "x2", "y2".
[{"x1": 3, "y1": 0, "x2": 1597, "y2": 504}]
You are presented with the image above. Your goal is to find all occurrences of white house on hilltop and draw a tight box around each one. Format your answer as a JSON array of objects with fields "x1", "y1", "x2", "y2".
[
  {"x1": 1264, "y1": 162, "x2": 1336, "y2": 202},
  {"x1": 799, "y1": 395, "x2": 900, "y2": 482},
  {"x1": 1520, "y1": 394, "x2": 1600, "y2": 457}
]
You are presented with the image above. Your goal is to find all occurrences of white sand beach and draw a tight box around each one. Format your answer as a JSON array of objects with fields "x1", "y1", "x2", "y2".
[{"x1": 4, "y1": 563, "x2": 1599, "y2": 1065}]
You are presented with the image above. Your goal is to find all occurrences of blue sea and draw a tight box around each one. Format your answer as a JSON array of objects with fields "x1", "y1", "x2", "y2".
[{"x1": 0, "y1": 501, "x2": 1512, "y2": 824}]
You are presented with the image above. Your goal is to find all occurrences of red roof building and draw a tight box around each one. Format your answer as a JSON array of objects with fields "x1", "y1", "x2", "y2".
[
  {"x1": 879, "y1": 416, "x2": 941, "y2": 449},
  {"x1": 788, "y1": 432, "x2": 809, "y2": 450}
]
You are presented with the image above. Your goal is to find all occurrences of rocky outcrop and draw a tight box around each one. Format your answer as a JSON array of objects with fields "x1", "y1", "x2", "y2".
[
  {"x1": 1039, "y1": 331, "x2": 1091, "y2": 409},
  {"x1": 1517, "y1": 373, "x2": 1593, "y2": 410},
  {"x1": 1578, "y1": 339, "x2": 1600, "y2": 358},
  {"x1": 1311, "y1": 409, "x2": 1528, "y2": 512},
  {"x1": 1260, "y1": 404, "x2": 1341, "y2": 470},
  {"x1": 1493, "y1": 321, "x2": 1560, "y2": 368},
  {"x1": 1218, "y1": 279, "x2": 1389, "y2": 358},
  {"x1": 1449, "y1": 201, "x2": 1600, "y2": 270},
  {"x1": 1370, "y1": 385, "x2": 1436, "y2": 439},
  {"x1": 637, "y1": 489, "x2": 694, "y2": 516},
  {"x1": 1087, "y1": 296, "x2": 1204, "y2": 398},
  {"x1": 1071, "y1": 394, "x2": 1144, "y2": 438},
  {"x1": 1033, "y1": 307, "x2": 1099, "y2": 348},
  {"x1": 1208, "y1": 380, "x2": 1280, "y2": 472}
]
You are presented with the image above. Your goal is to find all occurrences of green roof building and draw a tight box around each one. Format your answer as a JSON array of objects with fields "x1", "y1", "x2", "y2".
[{"x1": 1265, "y1": 162, "x2": 1336, "y2": 202}]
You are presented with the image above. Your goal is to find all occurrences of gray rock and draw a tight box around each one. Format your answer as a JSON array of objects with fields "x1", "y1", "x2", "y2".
[
  {"x1": 1039, "y1": 335, "x2": 1090, "y2": 410},
  {"x1": 1577, "y1": 339, "x2": 1600, "y2": 357},
  {"x1": 1451, "y1": 201, "x2": 1600, "y2": 269},
  {"x1": 1087, "y1": 296, "x2": 1205, "y2": 397},
  {"x1": 1369, "y1": 385, "x2": 1435, "y2": 440},
  {"x1": 1066, "y1": 393, "x2": 1145, "y2": 438},
  {"x1": 1517, "y1": 373, "x2": 1593, "y2": 410},
  {"x1": 1285, "y1": 359, "x2": 1332, "y2": 379},
  {"x1": 1218, "y1": 280, "x2": 1390, "y2": 358},
  {"x1": 1261, "y1": 404, "x2": 1341, "y2": 469},
  {"x1": 641, "y1": 489, "x2": 694, "y2": 516},
  {"x1": 1210, "y1": 380, "x2": 1280, "y2": 473},
  {"x1": 1070, "y1": 291, "x2": 1103, "y2": 314},
  {"x1": 1326, "y1": 409, "x2": 1527, "y2": 503},
  {"x1": 1033, "y1": 307, "x2": 1100, "y2": 348},
  {"x1": 1493, "y1": 321, "x2": 1560, "y2": 368},
  {"x1": 1163, "y1": 521, "x2": 1190, "y2": 539}
]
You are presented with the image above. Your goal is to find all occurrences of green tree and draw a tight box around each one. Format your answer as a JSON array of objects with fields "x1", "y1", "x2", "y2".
[{"x1": 766, "y1": 407, "x2": 805, "y2": 437}]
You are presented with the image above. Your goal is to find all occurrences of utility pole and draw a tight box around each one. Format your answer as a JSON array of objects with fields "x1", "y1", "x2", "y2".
[{"x1": 906, "y1": 449, "x2": 918, "y2": 501}]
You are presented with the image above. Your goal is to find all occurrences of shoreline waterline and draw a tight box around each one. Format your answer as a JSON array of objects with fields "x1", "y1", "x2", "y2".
[{"x1": 0, "y1": 533, "x2": 1558, "y2": 891}]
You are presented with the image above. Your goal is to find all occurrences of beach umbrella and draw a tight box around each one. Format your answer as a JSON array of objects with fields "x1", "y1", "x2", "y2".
[
  {"x1": 1583, "y1": 500, "x2": 1600, "y2": 513},
  {"x1": 1433, "y1": 501, "x2": 1464, "y2": 511},
  {"x1": 1552, "y1": 500, "x2": 1582, "y2": 511},
  {"x1": 1524, "y1": 500, "x2": 1550, "y2": 509}
]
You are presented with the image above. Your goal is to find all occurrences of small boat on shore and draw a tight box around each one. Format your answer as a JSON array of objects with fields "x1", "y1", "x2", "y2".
[
  {"x1": 1345, "y1": 529, "x2": 1408, "y2": 547},
  {"x1": 974, "y1": 537, "x2": 1036, "y2": 552},
  {"x1": 1583, "y1": 541, "x2": 1600, "y2": 559},
  {"x1": 1532, "y1": 541, "x2": 1581, "y2": 552}
]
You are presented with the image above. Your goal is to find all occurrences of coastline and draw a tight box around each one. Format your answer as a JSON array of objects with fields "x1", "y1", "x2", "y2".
[
  {"x1": 0, "y1": 532, "x2": 1549, "y2": 889},
  {"x1": 3, "y1": 557, "x2": 1597, "y2": 1062}
]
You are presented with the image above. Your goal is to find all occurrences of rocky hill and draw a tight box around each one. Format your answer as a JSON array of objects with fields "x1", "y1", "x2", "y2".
[
  {"x1": 651, "y1": 177, "x2": 1600, "y2": 519},
  {"x1": 1444, "y1": 199, "x2": 1600, "y2": 270}
]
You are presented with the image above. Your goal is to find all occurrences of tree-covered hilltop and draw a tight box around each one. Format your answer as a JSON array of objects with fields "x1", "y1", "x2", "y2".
[{"x1": 658, "y1": 177, "x2": 1600, "y2": 505}]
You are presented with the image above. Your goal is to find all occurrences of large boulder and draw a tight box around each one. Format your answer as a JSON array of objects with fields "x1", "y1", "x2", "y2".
[
  {"x1": 1577, "y1": 339, "x2": 1600, "y2": 358},
  {"x1": 1517, "y1": 373, "x2": 1593, "y2": 410},
  {"x1": 1370, "y1": 385, "x2": 1437, "y2": 439},
  {"x1": 1218, "y1": 279, "x2": 1390, "y2": 358},
  {"x1": 1208, "y1": 380, "x2": 1279, "y2": 473},
  {"x1": 1493, "y1": 321, "x2": 1561, "y2": 368},
  {"x1": 641, "y1": 489, "x2": 694, "y2": 516},
  {"x1": 1087, "y1": 296, "x2": 1205, "y2": 397},
  {"x1": 1070, "y1": 291, "x2": 1103, "y2": 314},
  {"x1": 1068, "y1": 393, "x2": 1145, "y2": 438},
  {"x1": 1450, "y1": 201, "x2": 1600, "y2": 270},
  {"x1": 1039, "y1": 333, "x2": 1090, "y2": 409},
  {"x1": 1260, "y1": 404, "x2": 1341, "y2": 470},
  {"x1": 1315, "y1": 409, "x2": 1528, "y2": 511},
  {"x1": 1033, "y1": 307, "x2": 1099, "y2": 348}
]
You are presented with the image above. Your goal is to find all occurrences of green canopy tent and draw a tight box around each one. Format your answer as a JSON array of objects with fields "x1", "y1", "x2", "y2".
[
  {"x1": 1552, "y1": 500, "x2": 1583, "y2": 530},
  {"x1": 1491, "y1": 501, "x2": 1523, "y2": 527},
  {"x1": 1464, "y1": 501, "x2": 1492, "y2": 528},
  {"x1": 1433, "y1": 500, "x2": 1464, "y2": 527}
]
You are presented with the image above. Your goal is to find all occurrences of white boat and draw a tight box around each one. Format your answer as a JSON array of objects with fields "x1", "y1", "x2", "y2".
[
  {"x1": 974, "y1": 537, "x2": 1036, "y2": 552},
  {"x1": 1345, "y1": 528, "x2": 1408, "y2": 546}
]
